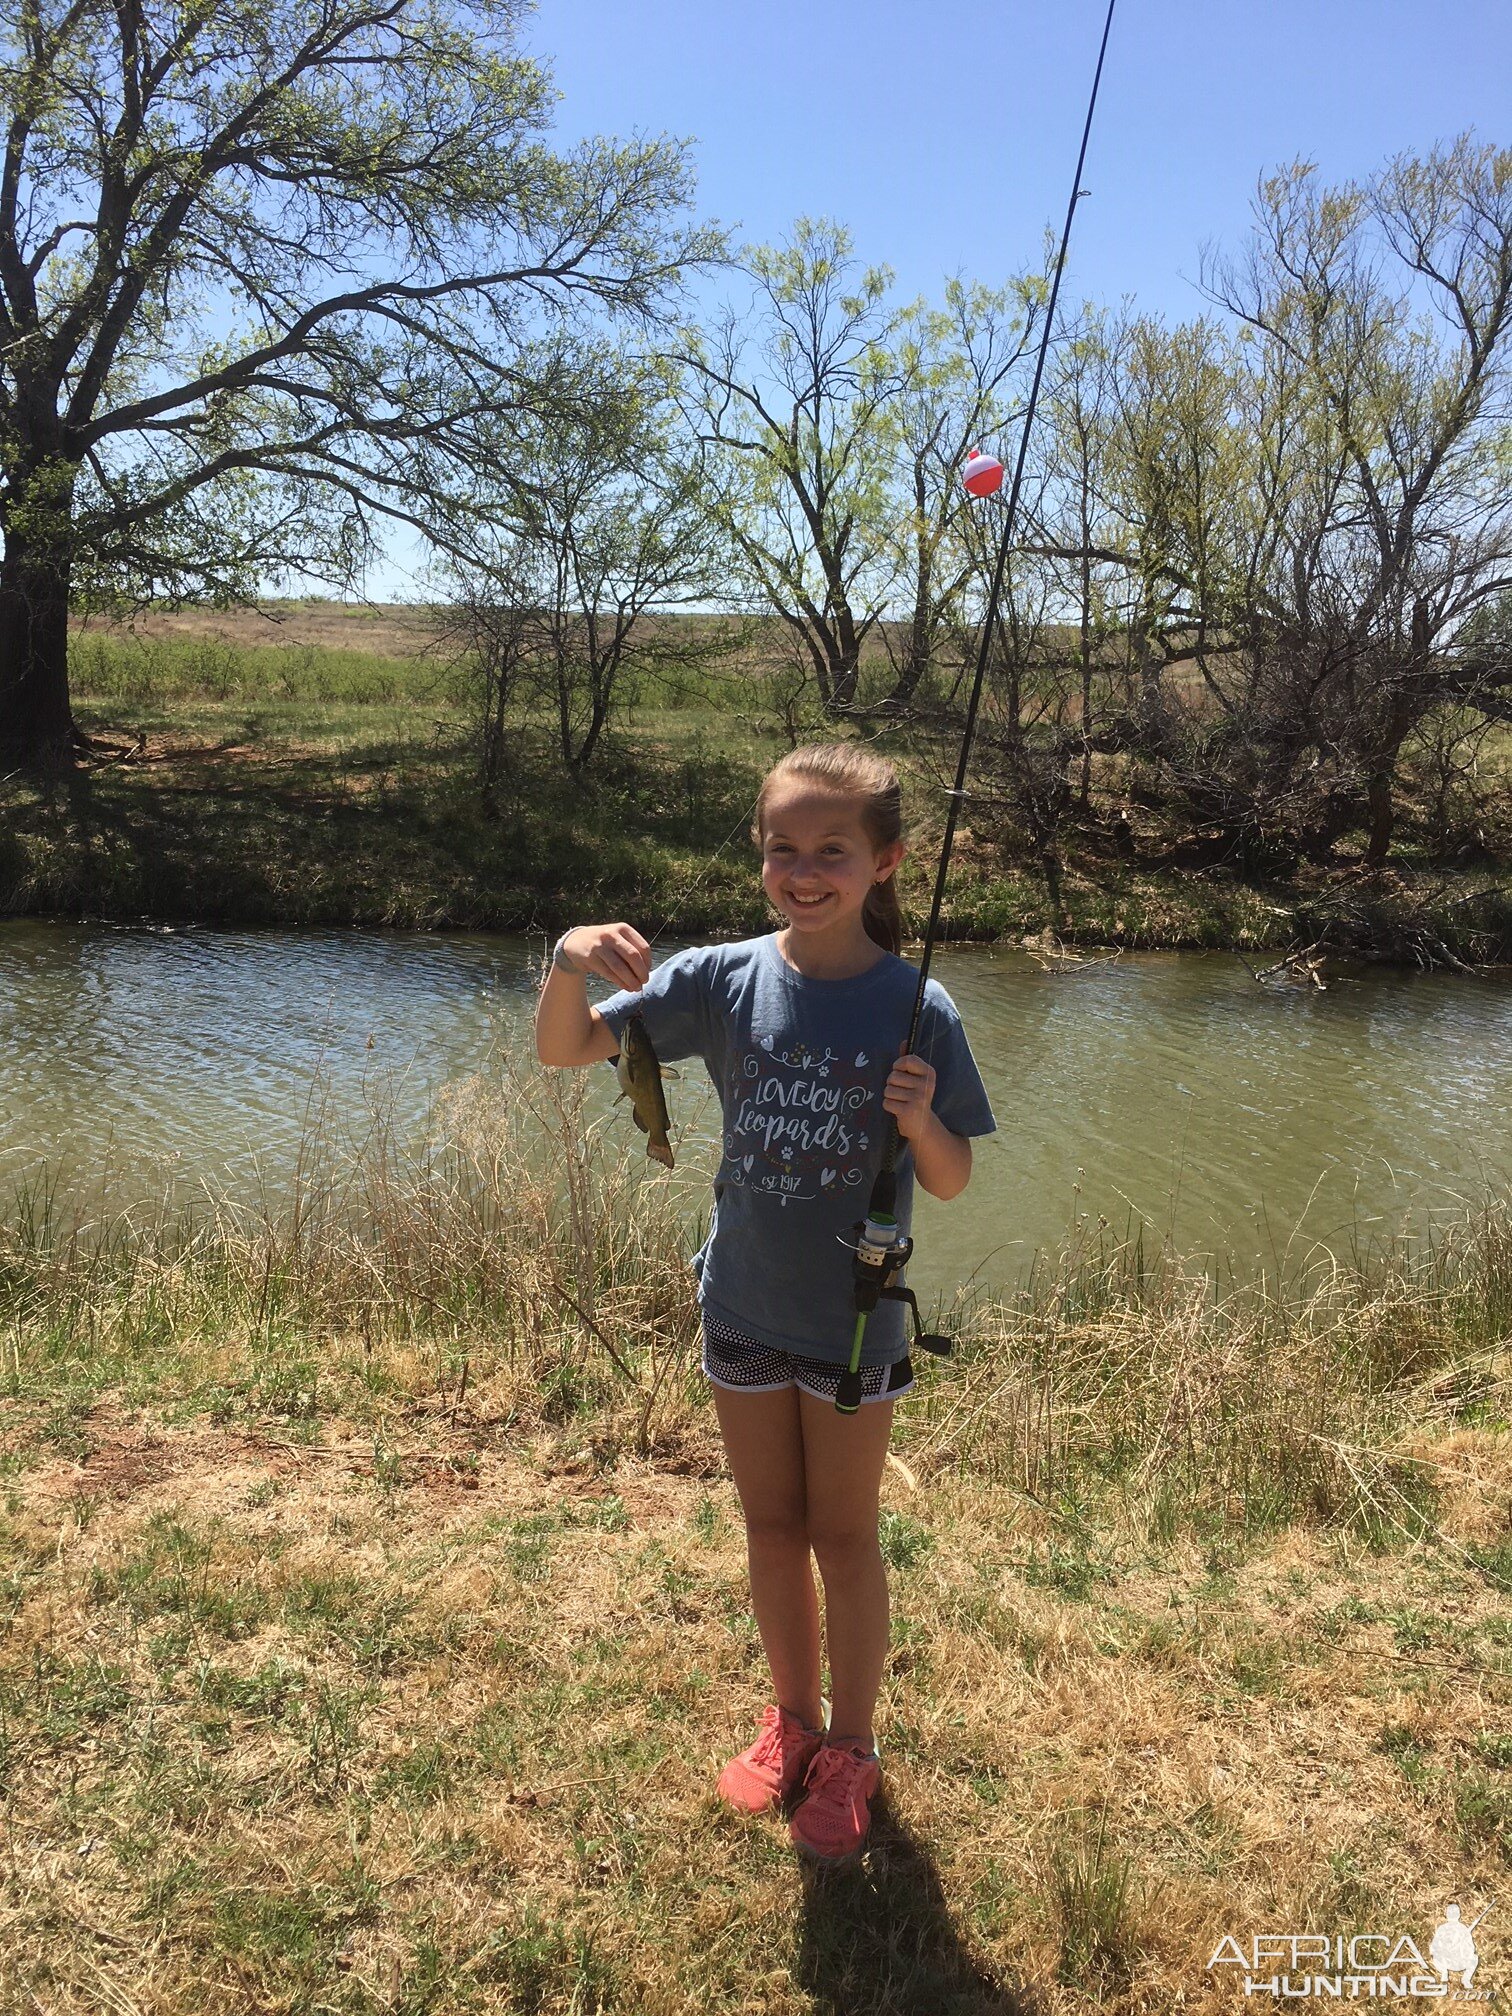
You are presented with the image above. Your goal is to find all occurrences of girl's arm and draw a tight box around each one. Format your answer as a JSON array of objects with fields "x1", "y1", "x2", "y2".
[
  {"x1": 908, "y1": 1117, "x2": 973, "y2": 1201},
  {"x1": 883, "y1": 1052, "x2": 974, "y2": 1201},
  {"x1": 535, "y1": 922, "x2": 651, "y2": 1067}
]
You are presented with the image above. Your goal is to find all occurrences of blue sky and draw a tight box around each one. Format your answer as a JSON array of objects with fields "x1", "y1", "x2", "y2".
[
  {"x1": 375, "y1": 0, "x2": 1508, "y2": 599},
  {"x1": 524, "y1": 0, "x2": 1509, "y2": 322}
]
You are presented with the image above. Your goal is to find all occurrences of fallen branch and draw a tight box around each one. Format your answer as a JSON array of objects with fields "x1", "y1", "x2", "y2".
[{"x1": 1236, "y1": 940, "x2": 1328, "y2": 989}]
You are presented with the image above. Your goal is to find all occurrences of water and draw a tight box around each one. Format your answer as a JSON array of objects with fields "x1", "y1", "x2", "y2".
[{"x1": 3, "y1": 921, "x2": 1510, "y2": 1299}]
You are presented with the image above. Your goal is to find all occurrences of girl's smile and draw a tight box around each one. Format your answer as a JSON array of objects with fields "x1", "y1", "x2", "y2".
[{"x1": 759, "y1": 784, "x2": 904, "y2": 961}]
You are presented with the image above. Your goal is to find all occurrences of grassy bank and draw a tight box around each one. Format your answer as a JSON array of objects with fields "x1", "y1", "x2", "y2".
[
  {"x1": 1, "y1": 1067, "x2": 1508, "y2": 2013},
  {"x1": 2, "y1": 609, "x2": 1510, "y2": 961}
]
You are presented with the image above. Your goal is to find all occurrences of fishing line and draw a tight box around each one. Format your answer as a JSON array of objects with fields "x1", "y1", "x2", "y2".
[
  {"x1": 904, "y1": 0, "x2": 1118, "y2": 1056},
  {"x1": 645, "y1": 786, "x2": 767, "y2": 952},
  {"x1": 838, "y1": 0, "x2": 1120, "y2": 1413}
]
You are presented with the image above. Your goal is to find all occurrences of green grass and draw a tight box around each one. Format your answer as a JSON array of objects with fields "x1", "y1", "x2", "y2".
[
  {"x1": 1052, "y1": 1809, "x2": 1145, "y2": 1990},
  {"x1": 1, "y1": 615, "x2": 1509, "y2": 961},
  {"x1": 70, "y1": 625, "x2": 452, "y2": 707}
]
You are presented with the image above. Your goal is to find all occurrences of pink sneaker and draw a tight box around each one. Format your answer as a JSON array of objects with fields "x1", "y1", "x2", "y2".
[
  {"x1": 717, "y1": 1705, "x2": 825, "y2": 1816},
  {"x1": 789, "y1": 1740, "x2": 882, "y2": 1861}
]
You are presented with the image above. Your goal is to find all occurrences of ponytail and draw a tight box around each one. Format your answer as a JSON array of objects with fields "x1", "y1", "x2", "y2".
[{"x1": 861, "y1": 872, "x2": 903, "y2": 956}]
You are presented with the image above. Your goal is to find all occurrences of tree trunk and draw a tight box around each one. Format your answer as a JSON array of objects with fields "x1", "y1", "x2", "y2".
[
  {"x1": 0, "y1": 499, "x2": 78, "y2": 769},
  {"x1": 553, "y1": 632, "x2": 574, "y2": 770},
  {"x1": 1363, "y1": 616, "x2": 1430, "y2": 874},
  {"x1": 888, "y1": 473, "x2": 932, "y2": 710},
  {"x1": 1077, "y1": 545, "x2": 1093, "y2": 810},
  {"x1": 575, "y1": 680, "x2": 610, "y2": 771},
  {"x1": 827, "y1": 646, "x2": 860, "y2": 711},
  {"x1": 823, "y1": 575, "x2": 863, "y2": 712},
  {"x1": 889, "y1": 582, "x2": 931, "y2": 710},
  {"x1": 1364, "y1": 767, "x2": 1397, "y2": 872}
]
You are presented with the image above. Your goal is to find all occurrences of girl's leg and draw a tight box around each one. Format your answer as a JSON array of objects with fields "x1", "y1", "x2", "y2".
[
  {"x1": 711, "y1": 1382, "x2": 823, "y2": 1729},
  {"x1": 797, "y1": 1390, "x2": 895, "y2": 1750}
]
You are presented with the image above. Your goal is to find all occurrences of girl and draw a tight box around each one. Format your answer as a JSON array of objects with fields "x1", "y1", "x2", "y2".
[{"x1": 535, "y1": 744, "x2": 995, "y2": 1862}]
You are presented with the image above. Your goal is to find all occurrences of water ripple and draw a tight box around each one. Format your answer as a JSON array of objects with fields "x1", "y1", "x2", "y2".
[{"x1": 3, "y1": 923, "x2": 1510, "y2": 1292}]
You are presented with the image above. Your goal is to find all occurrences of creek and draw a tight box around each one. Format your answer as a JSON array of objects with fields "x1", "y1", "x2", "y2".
[{"x1": 4, "y1": 921, "x2": 1510, "y2": 1302}]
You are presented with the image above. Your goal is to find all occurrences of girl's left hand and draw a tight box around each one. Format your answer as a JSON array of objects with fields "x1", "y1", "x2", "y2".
[{"x1": 882, "y1": 1049, "x2": 937, "y2": 1143}]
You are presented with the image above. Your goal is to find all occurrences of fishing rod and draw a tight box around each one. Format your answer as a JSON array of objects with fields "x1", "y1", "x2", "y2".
[{"x1": 836, "y1": 0, "x2": 1120, "y2": 1414}]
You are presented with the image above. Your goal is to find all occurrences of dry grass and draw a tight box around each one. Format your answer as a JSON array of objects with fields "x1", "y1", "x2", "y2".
[
  {"x1": 1, "y1": 1072, "x2": 1508, "y2": 2013},
  {"x1": 72, "y1": 598, "x2": 443, "y2": 662}
]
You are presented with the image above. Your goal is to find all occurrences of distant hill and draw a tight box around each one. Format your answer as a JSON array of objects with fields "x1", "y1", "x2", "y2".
[
  {"x1": 69, "y1": 599, "x2": 926, "y2": 671},
  {"x1": 72, "y1": 598, "x2": 443, "y2": 658}
]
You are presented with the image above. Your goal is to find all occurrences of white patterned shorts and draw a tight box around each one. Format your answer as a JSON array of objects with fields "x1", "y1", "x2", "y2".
[{"x1": 701, "y1": 1311, "x2": 914, "y2": 1405}]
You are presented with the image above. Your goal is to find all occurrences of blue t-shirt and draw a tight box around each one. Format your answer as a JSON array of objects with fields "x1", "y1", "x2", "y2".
[{"x1": 596, "y1": 933, "x2": 996, "y2": 1364}]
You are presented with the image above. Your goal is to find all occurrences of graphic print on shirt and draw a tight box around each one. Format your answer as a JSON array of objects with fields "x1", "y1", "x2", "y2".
[{"x1": 724, "y1": 1035, "x2": 876, "y2": 1205}]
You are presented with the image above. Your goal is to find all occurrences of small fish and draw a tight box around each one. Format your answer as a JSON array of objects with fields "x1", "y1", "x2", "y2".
[{"x1": 616, "y1": 1014, "x2": 674, "y2": 1169}]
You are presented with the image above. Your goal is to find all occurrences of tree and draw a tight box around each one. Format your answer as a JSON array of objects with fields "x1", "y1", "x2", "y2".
[
  {"x1": 980, "y1": 556, "x2": 1079, "y2": 928},
  {"x1": 1024, "y1": 305, "x2": 1132, "y2": 808},
  {"x1": 0, "y1": 0, "x2": 720, "y2": 766},
  {"x1": 684, "y1": 218, "x2": 902, "y2": 712},
  {"x1": 1000, "y1": 145, "x2": 1512, "y2": 874},
  {"x1": 446, "y1": 352, "x2": 731, "y2": 775},
  {"x1": 879, "y1": 276, "x2": 1039, "y2": 710},
  {"x1": 1204, "y1": 139, "x2": 1512, "y2": 867},
  {"x1": 439, "y1": 542, "x2": 534, "y2": 811}
]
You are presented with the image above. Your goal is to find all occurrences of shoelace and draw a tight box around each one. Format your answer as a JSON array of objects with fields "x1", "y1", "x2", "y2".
[
  {"x1": 748, "y1": 1712, "x2": 786, "y2": 1768},
  {"x1": 750, "y1": 1708, "x2": 816, "y2": 1768},
  {"x1": 805, "y1": 1743, "x2": 873, "y2": 1796}
]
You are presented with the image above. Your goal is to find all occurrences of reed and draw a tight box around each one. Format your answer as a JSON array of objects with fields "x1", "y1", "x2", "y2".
[
  {"x1": 911, "y1": 1205, "x2": 1512, "y2": 1550},
  {"x1": 4, "y1": 1069, "x2": 1510, "y2": 1548},
  {"x1": 3, "y1": 1058, "x2": 707, "y2": 1458}
]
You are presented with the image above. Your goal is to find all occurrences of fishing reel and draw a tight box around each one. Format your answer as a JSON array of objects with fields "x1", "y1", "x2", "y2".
[
  {"x1": 849, "y1": 1214, "x2": 953, "y2": 1354},
  {"x1": 835, "y1": 1176, "x2": 953, "y2": 1415}
]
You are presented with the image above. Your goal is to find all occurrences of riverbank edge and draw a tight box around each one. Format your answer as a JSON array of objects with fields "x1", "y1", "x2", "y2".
[
  {"x1": 5, "y1": 729, "x2": 1510, "y2": 963},
  {"x1": 5, "y1": 846, "x2": 1511, "y2": 968}
]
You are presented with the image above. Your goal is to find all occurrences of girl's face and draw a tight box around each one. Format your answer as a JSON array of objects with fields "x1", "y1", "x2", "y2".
[{"x1": 759, "y1": 783, "x2": 904, "y2": 939}]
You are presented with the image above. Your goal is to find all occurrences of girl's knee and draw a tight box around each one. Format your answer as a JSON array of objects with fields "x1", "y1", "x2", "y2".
[
  {"x1": 744, "y1": 1503, "x2": 809, "y2": 1551},
  {"x1": 808, "y1": 1521, "x2": 882, "y2": 1575}
]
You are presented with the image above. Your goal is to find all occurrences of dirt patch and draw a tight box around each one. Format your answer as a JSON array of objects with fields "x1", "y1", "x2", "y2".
[
  {"x1": 24, "y1": 1411, "x2": 303, "y2": 1509},
  {"x1": 14, "y1": 1401, "x2": 729, "y2": 1529}
]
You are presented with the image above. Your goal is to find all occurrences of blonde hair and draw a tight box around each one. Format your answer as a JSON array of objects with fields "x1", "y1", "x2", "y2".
[{"x1": 753, "y1": 743, "x2": 905, "y2": 954}]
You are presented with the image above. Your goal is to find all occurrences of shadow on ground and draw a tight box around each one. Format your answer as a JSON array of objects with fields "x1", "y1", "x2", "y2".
[{"x1": 795, "y1": 1795, "x2": 1039, "y2": 2016}]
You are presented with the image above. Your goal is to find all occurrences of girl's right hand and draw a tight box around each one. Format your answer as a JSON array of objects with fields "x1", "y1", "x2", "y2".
[{"x1": 558, "y1": 922, "x2": 652, "y2": 993}]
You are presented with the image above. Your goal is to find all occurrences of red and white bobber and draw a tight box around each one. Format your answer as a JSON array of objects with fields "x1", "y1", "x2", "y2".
[{"x1": 962, "y1": 447, "x2": 1005, "y2": 498}]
